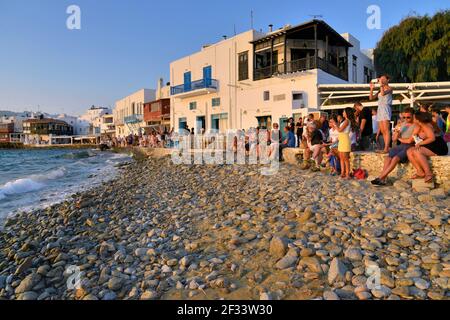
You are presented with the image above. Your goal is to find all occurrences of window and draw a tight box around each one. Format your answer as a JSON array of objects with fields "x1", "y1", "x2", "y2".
[
  {"x1": 212, "y1": 98, "x2": 221, "y2": 107},
  {"x1": 256, "y1": 50, "x2": 278, "y2": 69},
  {"x1": 189, "y1": 102, "x2": 197, "y2": 110},
  {"x1": 293, "y1": 93, "x2": 304, "y2": 101},
  {"x1": 263, "y1": 91, "x2": 270, "y2": 101},
  {"x1": 273, "y1": 94, "x2": 286, "y2": 102},
  {"x1": 151, "y1": 102, "x2": 160, "y2": 112},
  {"x1": 238, "y1": 52, "x2": 249, "y2": 81},
  {"x1": 352, "y1": 55, "x2": 358, "y2": 83}
]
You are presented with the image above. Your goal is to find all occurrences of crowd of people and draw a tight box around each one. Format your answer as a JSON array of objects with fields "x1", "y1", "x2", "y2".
[
  {"x1": 110, "y1": 128, "x2": 174, "y2": 149},
  {"x1": 105, "y1": 75, "x2": 449, "y2": 185},
  {"x1": 274, "y1": 74, "x2": 449, "y2": 184}
]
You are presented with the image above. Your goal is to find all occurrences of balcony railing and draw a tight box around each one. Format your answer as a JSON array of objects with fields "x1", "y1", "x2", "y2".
[
  {"x1": 254, "y1": 57, "x2": 348, "y2": 81},
  {"x1": 171, "y1": 79, "x2": 218, "y2": 96},
  {"x1": 124, "y1": 114, "x2": 143, "y2": 124}
]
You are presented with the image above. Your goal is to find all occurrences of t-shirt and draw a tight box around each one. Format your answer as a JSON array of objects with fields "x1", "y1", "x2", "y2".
[
  {"x1": 329, "y1": 128, "x2": 339, "y2": 143},
  {"x1": 399, "y1": 124, "x2": 415, "y2": 139},
  {"x1": 286, "y1": 131, "x2": 296, "y2": 147},
  {"x1": 310, "y1": 130, "x2": 323, "y2": 146},
  {"x1": 361, "y1": 108, "x2": 373, "y2": 137}
]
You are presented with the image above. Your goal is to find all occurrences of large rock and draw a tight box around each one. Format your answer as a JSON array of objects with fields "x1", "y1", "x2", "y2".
[
  {"x1": 269, "y1": 237, "x2": 288, "y2": 260},
  {"x1": 299, "y1": 257, "x2": 322, "y2": 273},
  {"x1": 328, "y1": 258, "x2": 348, "y2": 285},
  {"x1": 15, "y1": 257, "x2": 34, "y2": 275},
  {"x1": 344, "y1": 247, "x2": 363, "y2": 261},
  {"x1": 298, "y1": 207, "x2": 313, "y2": 223},
  {"x1": 412, "y1": 179, "x2": 435, "y2": 192},
  {"x1": 18, "y1": 291, "x2": 38, "y2": 300},
  {"x1": 107, "y1": 277, "x2": 124, "y2": 291},
  {"x1": 275, "y1": 249, "x2": 298, "y2": 270},
  {"x1": 140, "y1": 290, "x2": 158, "y2": 300},
  {"x1": 15, "y1": 273, "x2": 41, "y2": 294}
]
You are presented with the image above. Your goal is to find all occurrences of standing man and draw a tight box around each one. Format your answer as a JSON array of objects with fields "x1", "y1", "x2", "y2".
[
  {"x1": 354, "y1": 102, "x2": 373, "y2": 151},
  {"x1": 370, "y1": 75, "x2": 393, "y2": 154}
]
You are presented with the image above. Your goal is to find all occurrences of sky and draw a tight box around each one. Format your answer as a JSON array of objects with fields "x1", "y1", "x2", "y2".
[{"x1": 0, "y1": 0, "x2": 448, "y2": 116}]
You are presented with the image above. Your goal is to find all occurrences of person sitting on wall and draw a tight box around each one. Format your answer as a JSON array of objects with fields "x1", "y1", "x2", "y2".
[
  {"x1": 371, "y1": 108, "x2": 416, "y2": 186},
  {"x1": 279, "y1": 126, "x2": 296, "y2": 161},
  {"x1": 301, "y1": 122, "x2": 325, "y2": 171},
  {"x1": 407, "y1": 111, "x2": 449, "y2": 183}
]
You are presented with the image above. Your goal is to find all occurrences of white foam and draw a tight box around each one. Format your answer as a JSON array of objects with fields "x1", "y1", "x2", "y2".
[
  {"x1": 34, "y1": 167, "x2": 66, "y2": 181},
  {"x1": 0, "y1": 178, "x2": 45, "y2": 198},
  {"x1": 0, "y1": 167, "x2": 66, "y2": 200}
]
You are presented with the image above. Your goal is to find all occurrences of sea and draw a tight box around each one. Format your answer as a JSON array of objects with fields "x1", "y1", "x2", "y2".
[{"x1": 0, "y1": 148, "x2": 132, "y2": 223}]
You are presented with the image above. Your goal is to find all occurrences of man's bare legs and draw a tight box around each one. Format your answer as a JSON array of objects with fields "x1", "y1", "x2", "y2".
[
  {"x1": 378, "y1": 156, "x2": 401, "y2": 181},
  {"x1": 379, "y1": 120, "x2": 391, "y2": 153}
]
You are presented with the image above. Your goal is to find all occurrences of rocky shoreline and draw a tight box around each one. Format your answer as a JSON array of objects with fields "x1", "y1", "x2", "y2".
[{"x1": 0, "y1": 156, "x2": 448, "y2": 300}]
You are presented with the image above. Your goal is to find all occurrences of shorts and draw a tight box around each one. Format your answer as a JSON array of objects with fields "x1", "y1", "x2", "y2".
[{"x1": 389, "y1": 143, "x2": 413, "y2": 163}]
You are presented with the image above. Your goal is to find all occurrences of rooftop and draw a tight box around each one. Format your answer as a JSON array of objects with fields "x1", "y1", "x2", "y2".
[
  {"x1": 23, "y1": 118, "x2": 70, "y2": 125},
  {"x1": 251, "y1": 19, "x2": 353, "y2": 48}
]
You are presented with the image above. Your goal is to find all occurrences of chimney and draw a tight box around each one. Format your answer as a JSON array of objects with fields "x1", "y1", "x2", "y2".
[
  {"x1": 157, "y1": 78, "x2": 163, "y2": 100},
  {"x1": 223, "y1": 35, "x2": 227, "y2": 40},
  {"x1": 269, "y1": 24, "x2": 273, "y2": 32}
]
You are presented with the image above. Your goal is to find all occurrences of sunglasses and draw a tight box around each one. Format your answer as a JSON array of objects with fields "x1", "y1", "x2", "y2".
[{"x1": 404, "y1": 116, "x2": 412, "y2": 119}]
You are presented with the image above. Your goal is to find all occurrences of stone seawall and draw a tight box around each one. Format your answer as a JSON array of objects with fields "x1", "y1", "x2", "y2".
[
  {"x1": 281, "y1": 148, "x2": 449, "y2": 186},
  {"x1": 351, "y1": 152, "x2": 450, "y2": 185}
]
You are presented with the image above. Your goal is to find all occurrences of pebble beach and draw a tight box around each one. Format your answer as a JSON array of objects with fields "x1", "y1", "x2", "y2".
[{"x1": 0, "y1": 155, "x2": 449, "y2": 301}]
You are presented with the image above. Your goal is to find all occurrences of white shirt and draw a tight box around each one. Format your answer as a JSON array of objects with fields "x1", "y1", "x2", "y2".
[{"x1": 329, "y1": 128, "x2": 339, "y2": 143}]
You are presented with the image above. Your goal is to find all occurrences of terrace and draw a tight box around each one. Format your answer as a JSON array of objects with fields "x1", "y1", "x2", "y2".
[
  {"x1": 251, "y1": 20, "x2": 352, "y2": 81},
  {"x1": 170, "y1": 79, "x2": 218, "y2": 98}
]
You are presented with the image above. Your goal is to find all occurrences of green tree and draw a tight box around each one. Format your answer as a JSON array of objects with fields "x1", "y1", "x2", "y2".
[{"x1": 374, "y1": 10, "x2": 449, "y2": 82}]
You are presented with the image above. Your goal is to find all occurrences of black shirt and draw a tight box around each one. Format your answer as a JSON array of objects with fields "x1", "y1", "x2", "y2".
[
  {"x1": 311, "y1": 130, "x2": 323, "y2": 146},
  {"x1": 361, "y1": 108, "x2": 373, "y2": 137}
]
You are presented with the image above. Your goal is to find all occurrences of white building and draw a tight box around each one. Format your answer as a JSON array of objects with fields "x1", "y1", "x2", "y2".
[
  {"x1": 170, "y1": 19, "x2": 375, "y2": 134},
  {"x1": 113, "y1": 89, "x2": 156, "y2": 137},
  {"x1": 0, "y1": 111, "x2": 48, "y2": 133},
  {"x1": 79, "y1": 106, "x2": 112, "y2": 123},
  {"x1": 56, "y1": 114, "x2": 91, "y2": 136}
]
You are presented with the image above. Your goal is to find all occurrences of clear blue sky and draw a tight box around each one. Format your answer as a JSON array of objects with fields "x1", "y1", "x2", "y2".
[{"x1": 0, "y1": 0, "x2": 447, "y2": 115}]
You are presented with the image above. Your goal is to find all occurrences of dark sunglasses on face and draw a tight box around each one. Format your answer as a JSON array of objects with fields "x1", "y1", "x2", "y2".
[{"x1": 404, "y1": 116, "x2": 412, "y2": 119}]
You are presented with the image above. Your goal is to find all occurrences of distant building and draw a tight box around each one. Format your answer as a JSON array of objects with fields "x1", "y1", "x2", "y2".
[
  {"x1": 144, "y1": 98, "x2": 171, "y2": 131},
  {"x1": 0, "y1": 123, "x2": 14, "y2": 142},
  {"x1": 113, "y1": 89, "x2": 156, "y2": 137},
  {"x1": 23, "y1": 118, "x2": 73, "y2": 145},
  {"x1": 143, "y1": 79, "x2": 171, "y2": 131},
  {"x1": 98, "y1": 114, "x2": 116, "y2": 137},
  {"x1": 79, "y1": 106, "x2": 112, "y2": 123}
]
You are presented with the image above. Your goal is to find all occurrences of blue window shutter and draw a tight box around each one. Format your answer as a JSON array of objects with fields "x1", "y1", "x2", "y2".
[
  {"x1": 184, "y1": 72, "x2": 191, "y2": 91},
  {"x1": 203, "y1": 66, "x2": 212, "y2": 87}
]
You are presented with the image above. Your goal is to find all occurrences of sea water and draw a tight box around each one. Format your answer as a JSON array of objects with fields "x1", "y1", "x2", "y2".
[{"x1": 0, "y1": 149, "x2": 131, "y2": 222}]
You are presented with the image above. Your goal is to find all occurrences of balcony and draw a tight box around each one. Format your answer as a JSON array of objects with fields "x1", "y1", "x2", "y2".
[
  {"x1": 254, "y1": 57, "x2": 348, "y2": 81},
  {"x1": 124, "y1": 114, "x2": 143, "y2": 124},
  {"x1": 171, "y1": 79, "x2": 218, "y2": 98}
]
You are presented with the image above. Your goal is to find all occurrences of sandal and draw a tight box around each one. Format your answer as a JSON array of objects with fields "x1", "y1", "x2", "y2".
[
  {"x1": 424, "y1": 174, "x2": 434, "y2": 184},
  {"x1": 411, "y1": 174, "x2": 425, "y2": 180}
]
